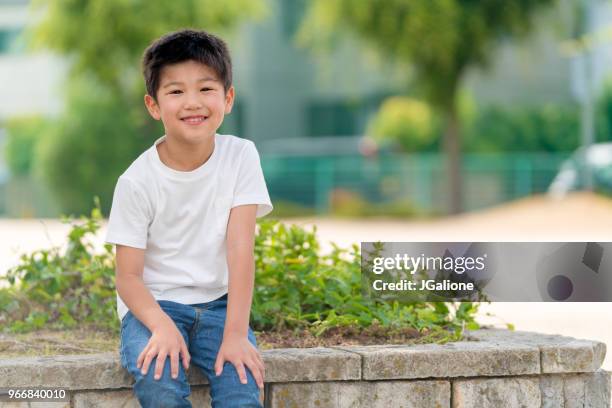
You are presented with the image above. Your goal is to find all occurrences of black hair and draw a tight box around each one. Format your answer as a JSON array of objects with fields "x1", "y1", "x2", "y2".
[{"x1": 142, "y1": 29, "x2": 232, "y2": 100}]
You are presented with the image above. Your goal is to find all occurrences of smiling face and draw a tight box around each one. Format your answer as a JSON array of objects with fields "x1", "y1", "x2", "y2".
[{"x1": 144, "y1": 59, "x2": 234, "y2": 145}]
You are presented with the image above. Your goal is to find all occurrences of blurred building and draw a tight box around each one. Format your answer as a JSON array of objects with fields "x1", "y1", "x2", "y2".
[{"x1": 2, "y1": 0, "x2": 612, "y2": 216}]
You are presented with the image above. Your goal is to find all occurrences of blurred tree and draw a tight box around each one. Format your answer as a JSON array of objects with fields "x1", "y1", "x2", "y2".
[
  {"x1": 26, "y1": 0, "x2": 265, "y2": 215},
  {"x1": 299, "y1": 0, "x2": 555, "y2": 213},
  {"x1": 367, "y1": 97, "x2": 437, "y2": 152},
  {"x1": 5, "y1": 116, "x2": 47, "y2": 177},
  {"x1": 30, "y1": 0, "x2": 265, "y2": 98},
  {"x1": 465, "y1": 104, "x2": 580, "y2": 152},
  {"x1": 596, "y1": 81, "x2": 612, "y2": 143}
]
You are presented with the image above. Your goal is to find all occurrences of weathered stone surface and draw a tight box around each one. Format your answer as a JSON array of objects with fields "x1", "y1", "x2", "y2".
[
  {"x1": 72, "y1": 389, "x2": 138, "y2": 408},
  {"x1": 0, "y1": 353, "x2": 209, "y2": 389},
  {"x1": 0, "y1": 402, "x2": 69, "y2": 408},
  {"x1": 467, "y1": 329, "x2": 606, "y2": 373},
  {"x1": 260, "y1": 347, "x2": 361, "y2": 382},
  {"x1": 0, "y1": 353, "x2": 132, "y2": 389},
  {"x1": 540, "y1": 370, "x2": 611, "y2": 408},
  {"x1": 270, "y1": 380, "x2": 450, "y2": 408},
  {"x1": 71, "y1": 386, "x2": 211, "y2": 407},
  {"x1": 334, "y1": 340, "x2": 539, "y2": 380},
  {"x1": 0, "y1": 347, "x2": 359, "y2": 389},
  {"x1": 452, "y1": 377, "x2": 541, "y2": 408},
  {"x1": 540, "y1": 341, "x2": 606, "y2": 374}
]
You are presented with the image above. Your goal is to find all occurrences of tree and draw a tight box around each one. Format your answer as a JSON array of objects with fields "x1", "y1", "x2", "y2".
[
  {"x1": 26, "y1": 0, "x2": 265, "y2": 215},
  {"x1": 299, "y1": 0, "x2": 555, "y2": 213}
]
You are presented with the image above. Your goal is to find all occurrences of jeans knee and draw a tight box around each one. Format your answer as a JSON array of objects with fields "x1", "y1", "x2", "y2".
[
  {"x1": 133, "y1": 370, "x2": 192, "y2": 408},
  {"x1": 209, "y1": 363, "x2": 262, "y2": 408}
]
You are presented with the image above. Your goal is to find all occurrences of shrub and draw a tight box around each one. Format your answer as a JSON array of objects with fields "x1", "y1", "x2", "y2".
[
  {"x1": 0, "y1": 198, "x2": 116, "y2": 333},
  {"x1": 4, "y1": 116, "x2": 48, "y2": 177},
  {"x1": 1, "y1": 203, "x2": 479, "y2": 342},
  {"x1": 464, "y1": 104, "x2": 581, "y2": 152},
  {"x1": 367, "y1": 96, "x2": 438, "y2": 152}
]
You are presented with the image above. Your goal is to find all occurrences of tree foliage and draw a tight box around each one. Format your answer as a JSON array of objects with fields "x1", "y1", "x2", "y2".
[
  {"x1": 25, "y1": 0, "x2": 265, "y2": 215},
  {"x1": 299, "y1": 0, "x2": 556, "y2": 212},
  {"x1": 30, "y1": 0, "x2": 265, "y2": 95}
]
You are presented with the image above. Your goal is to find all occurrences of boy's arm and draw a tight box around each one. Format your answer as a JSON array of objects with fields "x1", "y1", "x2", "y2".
[
  {"x1": 115, "y1": 245, "x2": 190, "y2": 380},
  {"x1": 214, "y1": 204, "x2": 265, "y2": 389}
]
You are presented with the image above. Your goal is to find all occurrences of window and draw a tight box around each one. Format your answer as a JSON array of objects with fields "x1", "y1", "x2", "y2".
[
  {"x1": 280, "y1": 0, "x2": 306, "y2": 39},
  {"x1": 0, "y1": 28, "x2": 24, "y2": 55}
]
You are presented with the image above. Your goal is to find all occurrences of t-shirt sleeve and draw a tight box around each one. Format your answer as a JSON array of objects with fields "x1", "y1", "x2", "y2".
[
  {"x1": 232, "y1": 141, "x2": 273, "y2": 218},
  {"x1": 105, "y1": 177, "x2": 151, "y2": 249}
]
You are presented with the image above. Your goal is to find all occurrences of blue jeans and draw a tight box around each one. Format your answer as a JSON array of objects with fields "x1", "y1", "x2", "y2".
[{"x1": 119, "y1": 294, "x2": 262, "y2": 407}]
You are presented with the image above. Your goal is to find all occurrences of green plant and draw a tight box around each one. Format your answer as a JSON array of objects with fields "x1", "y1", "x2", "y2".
[
  {"x1": 252, "y1": 219, "x2": 479, "y2": 341},
  {"x1": 0, "y1": 198, "x2": 116, "y2": 333},
  {"x1": 464, "y1": 104, "x2": 580, "y2": 153},
  {"x1": 329, "y1": 189, "x2": 424, "y2": 218},
  {"x1": 1, "y1": 204, "x2": 479, "y2": 343},
  {"x1": 367, "y1": 96, "x2": 437, "y2": 152},
  {"x1": 4, "y1": 115, "x2": 48, "y2": 177},
  {"x1": 33, "y1": 80, "x2": 153, "y2": 217}
]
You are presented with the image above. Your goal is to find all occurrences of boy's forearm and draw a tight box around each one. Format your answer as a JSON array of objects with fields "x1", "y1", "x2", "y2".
[
  {"x1": 224, "y1": 243, "x2": 255, "y2": 337},
  {"x1": 116, "y1": 275, "x2": 171, "y2": 331}
]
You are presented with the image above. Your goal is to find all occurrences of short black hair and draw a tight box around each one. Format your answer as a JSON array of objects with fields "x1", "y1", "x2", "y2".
[{"x1": 142, "y1": 29, "x2": 232, "y2": 100}]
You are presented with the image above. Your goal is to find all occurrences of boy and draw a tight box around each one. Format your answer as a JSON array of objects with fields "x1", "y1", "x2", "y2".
[{"x1": 105, "y1": 29, "x2": 272, "y2": 407}]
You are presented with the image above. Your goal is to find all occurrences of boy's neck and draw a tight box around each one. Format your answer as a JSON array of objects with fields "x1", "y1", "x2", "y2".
[{"x1": 157, "y1": 134, "x2": 215, "y2": 172}]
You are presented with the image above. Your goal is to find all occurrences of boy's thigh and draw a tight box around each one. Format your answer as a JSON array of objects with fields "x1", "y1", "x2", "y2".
[
  {"x1": 189, "y1": 304, "x2": 262, "y2": 407},
  {"x1": 120, "y1": 307, "x2": 193, "y2": 407}
]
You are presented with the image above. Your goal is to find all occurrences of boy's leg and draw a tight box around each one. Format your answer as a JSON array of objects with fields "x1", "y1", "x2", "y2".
[
  {"x1": 120, "y1": 301, "x2": 195, "y2": 408},
  {"x1": 188, "y1": 295, "x2": 263, "y2": 408}
]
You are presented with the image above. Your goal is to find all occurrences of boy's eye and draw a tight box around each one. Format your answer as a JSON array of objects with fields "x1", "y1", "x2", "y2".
[
  {"x1": 201, "y1": 87, "x2": 213, "y2": 92},
  {"x1": 169, "y1": 90, "x2": 183, "y2": 95}
]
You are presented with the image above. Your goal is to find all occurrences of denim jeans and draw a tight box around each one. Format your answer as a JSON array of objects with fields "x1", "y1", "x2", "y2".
[{"x1": 119, "y1": 294, "x2": 262, "y2": 407}]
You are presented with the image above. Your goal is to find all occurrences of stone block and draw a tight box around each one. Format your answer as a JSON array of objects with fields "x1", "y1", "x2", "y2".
[
  {"x1": 261, "y1": 347, "x2": 361, "y2": 382},
  {"x1": 270, "y1": 380, "x2": 450, "y2": 408},
  {"x1": 452, "y1": 377, "x2": 541, "y2": 408},
  {"x1": 334, "y1": 340, "x2": 539, "y2": 380}
]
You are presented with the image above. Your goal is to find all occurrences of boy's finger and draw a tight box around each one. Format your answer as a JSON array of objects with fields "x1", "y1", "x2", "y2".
[
  {"x1": 252, "y1": 350, "x2": 265, "y2": 375},
  {"x1": 235, "y1": 362, "x2": 247, "y2": 385},
  {"x1": 254, "y1": 358, "x2": 265, "y2": 380},
  {"x1": 214, "y1": 354, "x2": 224, "y2": 376},
  {"x1": 136, "y1": 344, "x2": 149, "y2": 369},
  {"x1": 170, "y1": 351, "x2": 179, "y2": 379},
  {"x1": 181, "y1": 343, "x2": 190, "y2": 371},
  {"x1": 245, "y1": 359, "x2": 264, "y2": 389},
  {"x1": 154, "y1": 351, "x2": 168, "y2": 380},
  {"x1": 141, "y1": 351, "x2": 154, "y2": 376}
]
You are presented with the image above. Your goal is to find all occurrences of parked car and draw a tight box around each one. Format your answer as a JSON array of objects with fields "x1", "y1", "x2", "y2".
[{"x1": 548, "y1": 142, "x2": 612, "y2": 197}]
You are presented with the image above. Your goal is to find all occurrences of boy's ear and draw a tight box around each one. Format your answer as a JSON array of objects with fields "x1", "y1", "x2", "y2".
[
  {"x1": 224, "y1": 86, "x2": 235, "y2": 114},
  {"x1": 144, "y1": 94, "x2": 161, "y2": 120}
]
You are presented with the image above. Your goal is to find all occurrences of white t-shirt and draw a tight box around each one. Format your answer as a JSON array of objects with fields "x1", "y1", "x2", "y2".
[{"x1": 105, "y1": 133, "x2": 273, "y2": 320}]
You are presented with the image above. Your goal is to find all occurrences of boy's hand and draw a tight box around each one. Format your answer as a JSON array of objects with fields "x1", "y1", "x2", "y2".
[
  {"x1": 214, "y1": 334, "x2": 265, "y2": 389},
  {"x1": 137, "y1": 315, "x2": 190, "y2": 380}
]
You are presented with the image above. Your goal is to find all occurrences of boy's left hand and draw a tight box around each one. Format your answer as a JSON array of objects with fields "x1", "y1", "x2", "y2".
[{"x1": 214, "y1": 334, "x2": 265, "y2": 389}]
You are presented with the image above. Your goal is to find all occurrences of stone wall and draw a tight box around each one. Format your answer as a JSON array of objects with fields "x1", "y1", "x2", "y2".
[{"x1": 0, "y1": 329, "x2": 609, "y2": 407}]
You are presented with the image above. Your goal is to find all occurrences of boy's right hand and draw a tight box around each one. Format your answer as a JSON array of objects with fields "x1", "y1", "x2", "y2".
[{"x1": 136, "y1": 315, "x2": 190, "y2": 380}]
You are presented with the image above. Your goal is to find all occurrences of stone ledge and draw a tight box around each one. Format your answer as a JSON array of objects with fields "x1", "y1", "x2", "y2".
[
  {"x1": 467, "y1": 328, "x2": 607, "y2": 374},
  {"x1": 0, "y1": 329, "x2": 606, "y2": 390}
]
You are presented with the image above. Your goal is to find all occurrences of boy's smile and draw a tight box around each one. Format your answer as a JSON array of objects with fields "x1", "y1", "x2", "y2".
[{"x1": 144, "y1": 59, "x2": 234, "y2": 146}]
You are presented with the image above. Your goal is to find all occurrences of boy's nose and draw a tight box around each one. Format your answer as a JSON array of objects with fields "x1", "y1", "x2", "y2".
[{"x1": 183, "y1": 93, "x2": 203, "y2": 109}]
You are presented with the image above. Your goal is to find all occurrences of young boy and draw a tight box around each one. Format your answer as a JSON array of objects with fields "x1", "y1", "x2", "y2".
[{"x1": 105, "y1": 29, "x2": 272, "y2": 407}]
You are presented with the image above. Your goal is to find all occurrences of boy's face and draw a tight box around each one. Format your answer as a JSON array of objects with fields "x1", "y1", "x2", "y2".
[{"x1": 144, "y1": 59, "x2": 234, "y2": 145}]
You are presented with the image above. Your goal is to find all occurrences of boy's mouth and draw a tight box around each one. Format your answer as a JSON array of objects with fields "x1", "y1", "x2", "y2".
[{"x1": 181, "y1": 115, "x2": 208, "y2": 125}]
